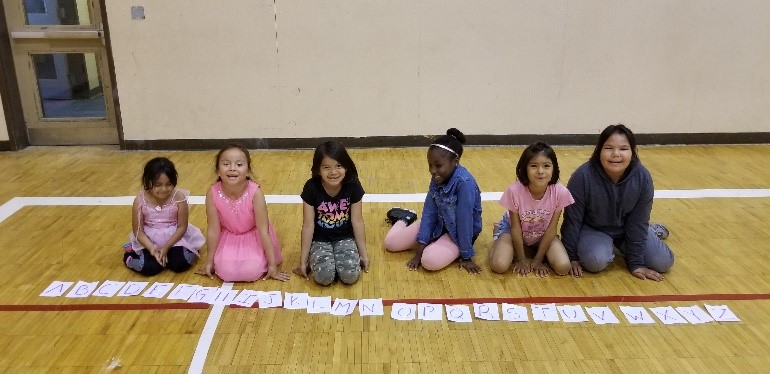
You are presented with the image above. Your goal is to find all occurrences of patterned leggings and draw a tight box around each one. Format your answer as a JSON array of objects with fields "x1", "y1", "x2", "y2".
[{"x1": 309, "y1": 238, "x2": 361, "y2": 285}]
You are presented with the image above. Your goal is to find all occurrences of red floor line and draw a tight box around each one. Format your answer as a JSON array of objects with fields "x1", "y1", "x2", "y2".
[
  {"x1": 0, "y1": 302, "x2": 210, "y2": 311},
  {"x1": 2, "y1": 293, "x2": 769, "y2": 312},
  {"x1": 381, "y1": 293, "x2": 770, "y2": 306}
]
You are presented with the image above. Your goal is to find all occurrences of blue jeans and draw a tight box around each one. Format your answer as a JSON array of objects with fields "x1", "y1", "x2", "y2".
[
  {"x1": 576, "y1": 225, "x2": 674, "y2": 273},
  {"x1": 492, "y1": 213, "x2": 510, "y2": 241}
]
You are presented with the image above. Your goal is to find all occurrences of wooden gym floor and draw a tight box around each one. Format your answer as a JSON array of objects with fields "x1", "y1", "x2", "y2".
[{"x1": 0, "y1": 144, "x2": 769, "y2": 373}]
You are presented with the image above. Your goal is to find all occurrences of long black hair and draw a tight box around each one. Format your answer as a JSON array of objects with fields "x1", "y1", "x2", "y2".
[
  {"x1": 589, "y1": 124, "x2": 639, "y2": 166},
  {"x1": 311, "y1": 140, "x2": 359, "y2": 183},
  {"x1": 142, "y1": 157, "x2": 178, "y2": 190},
  {"x1": 516, "y1": 142, "x2": 560, "y2": 185}
]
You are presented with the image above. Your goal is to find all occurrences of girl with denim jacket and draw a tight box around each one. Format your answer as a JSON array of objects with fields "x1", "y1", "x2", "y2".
[{"x1": 384, "y1": 128, "x2": 483, "y2": 274}]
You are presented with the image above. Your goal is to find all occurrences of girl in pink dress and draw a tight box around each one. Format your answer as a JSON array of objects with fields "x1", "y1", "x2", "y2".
[
  {"x1": 488, "y1": 142, "x2": 574, "y2": 277},
  {"x1": 199, "y1": 144, "x2": 288, "y2": 282},
  {"x1": 124, "y1": 157, "x2": 205, "y2": 276}
]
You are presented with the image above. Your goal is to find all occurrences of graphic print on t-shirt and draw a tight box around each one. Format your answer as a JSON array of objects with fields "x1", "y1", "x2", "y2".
[
  {"x1": 521, "y1": 208, "x2": 551, "y2": 243},
  {"x1": 317, "y1": 199, "x2": 350, "y2": 229}
]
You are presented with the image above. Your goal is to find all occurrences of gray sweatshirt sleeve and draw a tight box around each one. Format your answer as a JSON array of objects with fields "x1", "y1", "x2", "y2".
[
  {"x1": 561, "y1": 166, "x2": 587, "y2": 262},
  {"x1": 622, "y1": 169, "x2": 654, "y2": 273}
]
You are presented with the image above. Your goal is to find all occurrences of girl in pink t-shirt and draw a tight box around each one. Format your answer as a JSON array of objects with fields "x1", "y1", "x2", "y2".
[{"x1": 489, "y1": 142, "x2": 574, "y2": 276}]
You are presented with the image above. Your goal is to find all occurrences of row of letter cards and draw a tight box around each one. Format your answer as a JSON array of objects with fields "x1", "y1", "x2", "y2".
[{"x1": 41, "y1": 280, "x2": 740, "y2": 324}]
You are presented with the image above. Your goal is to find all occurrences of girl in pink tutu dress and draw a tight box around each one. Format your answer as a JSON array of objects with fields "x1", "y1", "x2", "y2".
[
  {"x1": 124, "y1": 157, "x2": 205, "y2": 276},
  {"x1": 199, "y1": 144, "x2": 289, "y2": 282}
]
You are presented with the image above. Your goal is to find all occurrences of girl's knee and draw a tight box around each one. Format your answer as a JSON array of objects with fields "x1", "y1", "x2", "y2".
[
  {"x1": 216, "y1": 269, "x2": 241, "y2": 282},
  {"x1": 550, "y1": 261, "x2": 571, "y2": 276},
  {"x1": 141, "y1": 261, "x2": 163, "y2": 276},
  {"x1": 313, "y1": 270, "x2": 335, "y2": 286},
  {"x1": 489, "y1": 241, "x2": 513, "y2": 274},
  {"x1": 580, "y1": 259, "x2": 609, "y2": 273},
  {"x1": 216, "y1": 261, "x2": 263, "y2": 282},
  {"x1": 384, "y1": 224, "x2": 418, "y2": 252},
  {"x1": 577, "y1": 245, "x2": 613, "y2": 273},
  {"x1": 648, "y1": 254, "x2": 675, "y2": 273},
  {"x1": 421, "y1": 256, "x2": 450, "y2": 271},
  {"x1": 421, "y1": 261, "x2": 443, "y2": 271},
  {"x1": 338, "y1": 269, "x2": 360, "y2": 285},
  {"x1": 166, "y1": 256, "x2": 193, "y2": 273},
  {"x1": 579, "y1": 252, "x2": 612, "y2": 273},
  {"x1": 645, "y1": 241, "x2": 675, "y2": 273},
  {"x1": 383, "y1": 236, "x2": 400, "y2": 252},
  {"x1": 167, "y1": 260, "x2": 192, "y2": 273},
  {"x1": 311, "y1": 254, "x2": 336, "y2": 285},
  {"x1": 489, "y1": 258, "x2": 511, "y2": 274},
  {"x1": 384, "y1": 235, "x2": 412, "y2": 252}
]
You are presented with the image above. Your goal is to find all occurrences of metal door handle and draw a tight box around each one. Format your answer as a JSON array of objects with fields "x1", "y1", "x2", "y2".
[{"x1": 10, "y1": 29, "x2": 102, "y2": 39}]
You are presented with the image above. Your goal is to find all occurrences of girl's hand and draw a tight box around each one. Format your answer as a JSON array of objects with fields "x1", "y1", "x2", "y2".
[
  {"x1": 195, "y1": 262, "x2": 216, "y2": 279},
  {"x1": 263, "y1": 264, "x2": 290, "y2": 281},
  {"x1": 531, "y1": 259, "x2": 549, "y2": 277},
  {"x1": 513, "y1": 259, "x2": 531, "y2": 276},
  {"x1": 459, "y1": 258, "x2": 482, "y2": 274},
  {"x1": 292, "y1": 262, "x2": 310, "y2": 279},
  {"x1": 360, "y1": 254, "x2": 370, "y2": 273},
  {"x1": 631, "y1": 267, "x2": 664, "y2": 281},
  {"x1": 150, "y1": 247, "x2": 168, "y2": 267},
  {"x1": 569, "y1": 261, "x2": 583, "y2": 278},
  {"x1": 159, "y1": 246, "x2": 170, "y2": 267},
  {"x1": 406, "y1": 252, "x2": 422, "y2": 271}
]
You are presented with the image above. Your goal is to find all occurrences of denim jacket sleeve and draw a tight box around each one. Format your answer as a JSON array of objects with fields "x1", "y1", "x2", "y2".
[
  {"x1": 454, "y1": 179, "x2": 478, "y2": 259},
  {"x1": 416, "y1": 184, "x2": 439, "y2": 246}
]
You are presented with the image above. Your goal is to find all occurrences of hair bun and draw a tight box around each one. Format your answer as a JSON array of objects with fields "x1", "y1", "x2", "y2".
[{"x1": 446, "y1": 128, "x2": 466, "y2": 144}]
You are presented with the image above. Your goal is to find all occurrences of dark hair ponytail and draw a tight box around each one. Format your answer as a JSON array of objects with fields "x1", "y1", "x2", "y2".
[{"x1": 429, "y1": 128, "x2": 466, "y2": 159}]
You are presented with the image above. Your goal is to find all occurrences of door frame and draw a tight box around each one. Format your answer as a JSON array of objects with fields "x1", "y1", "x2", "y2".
[
  {"x1": 0, "y1": 2, "x2": 27, "y2": 151},
  {"x1": 0, "y1": 0, "x2": 123, "y2": 150}
]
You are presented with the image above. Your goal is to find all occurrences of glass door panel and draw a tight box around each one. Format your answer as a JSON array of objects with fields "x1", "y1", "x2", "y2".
[
  {"x1": 24, "y1": 0, "x2": 92, "y2": 26},
  {"x1": 32, "y1": 52, "x2": 107, "y2": 119}
]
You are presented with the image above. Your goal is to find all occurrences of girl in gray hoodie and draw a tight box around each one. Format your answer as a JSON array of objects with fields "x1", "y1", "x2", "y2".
[{"x1": 560, "y1": 124, "x2": 674, "y2": 281}]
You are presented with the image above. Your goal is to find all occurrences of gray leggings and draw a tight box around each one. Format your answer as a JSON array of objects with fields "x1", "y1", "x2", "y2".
[
  {"x1": 309, "y1": 238, "x2": 361, "y2": 285},
  {"x1": 576, "y1": 225, "x2": 674, "y2": 273}
]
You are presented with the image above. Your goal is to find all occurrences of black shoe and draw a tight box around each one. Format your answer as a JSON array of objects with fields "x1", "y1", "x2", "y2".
[{"x1": 386, "y1": 207, "x2": 418, "y2": 226}]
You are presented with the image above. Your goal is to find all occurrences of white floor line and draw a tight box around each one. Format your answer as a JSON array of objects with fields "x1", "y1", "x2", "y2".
[
  {"x1": 0, "y1": 188, "x2": 767, "y2": 209},
  {"x1": 188, "y1": 282, "x2": 233, "y2": 374},
  {"x1": 1, "y1": 189, "x2": 768, "y2": 224},
  {"x1": 653, "y1": 188, "x2": 770, "y2": 199},
  {"x1": 0, "y1": 198, "x2": 24, "y2": 224}
]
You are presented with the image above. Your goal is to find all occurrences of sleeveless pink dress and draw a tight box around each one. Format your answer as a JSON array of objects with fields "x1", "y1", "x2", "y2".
[
  {"x1": 129, "y1": 189, "x2": 205, "y2": 254},
  {"x1": 211, "y1": 180, "x2": 283, "y2": 281}
]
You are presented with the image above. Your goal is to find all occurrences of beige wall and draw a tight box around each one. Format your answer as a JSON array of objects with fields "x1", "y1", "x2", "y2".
[{"x1": 106, "y1": 0, "x2": 770, "y2": 141}]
